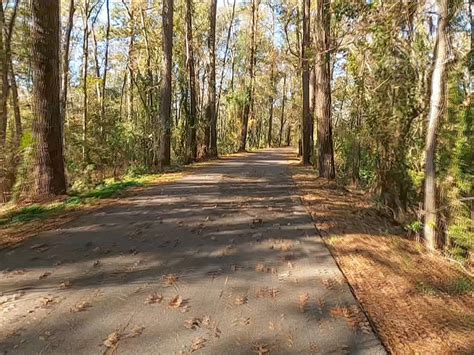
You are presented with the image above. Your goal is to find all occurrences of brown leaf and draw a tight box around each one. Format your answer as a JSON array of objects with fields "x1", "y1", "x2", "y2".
[
  {"x1": 40, "y1": 296, "x2": 58, "y2": 308},
  {"x1": 280, "y1": 242, "x2": 293, "y2": 252},
  {"x1": 252, "y1": 343, "x2": 270, "y2": 354},
  {"x1": 103, "y1": 332, "x2": 120, "y2": 348},
  {"x1": 256, "y1": 287, "x2": 279, "y2": 299},
  {"x1": 323, "y1": 278, "x2": 339, "y2": 290},
  {"x1": 309, "y1": 342, "x2": 320, "y2": 353},
  {"x1": 162, "y1": 274, "x2": 179, "y2": 286},
  {"x1": 234, "y1": 295, "x2": 248, "y2": 305},
  {"x1": 252, "y1": 218, "x2": 263, "y2": 227},
  {"x1": 255, "y1": 263, "x2": 271, "y2": 273},
  {"x1": 190, "y1": 337, "x2": 207, "y2": 352},
  {"x1": 145, "y1": 292, "x2": 163, "y2": 305},
  {"x1": 93, "y1": 260, "x2": 101, "y2": 267},
  {"x1": 59, "y1": 280, "x2": 72, "y2": 289},
  {"x1": 299, "y1": 293, "x2": 310, "y2": 312},
  {"x1": 39, "y1": 272, "x2": 51, "y2": 280},
  {"x1": 184, "y1": 317, "x2": 202, "y2": 330},
  {"x1": 70, "y1": 301, "x2": 92, "y2": 312},
  {"x1": 168, "y1": 295, "x2": 183, "y2": 308}
]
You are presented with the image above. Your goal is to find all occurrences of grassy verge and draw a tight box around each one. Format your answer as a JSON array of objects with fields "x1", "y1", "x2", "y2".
[
  {"x1": 0, "y1": 171, "x2": 184, "y2": 248},
  {"x1": 291, "y1": 164, "x2": 474, "y2": 354},
  {"x1": 0, "y1": 178, "x2": 148, "y2": 228}
]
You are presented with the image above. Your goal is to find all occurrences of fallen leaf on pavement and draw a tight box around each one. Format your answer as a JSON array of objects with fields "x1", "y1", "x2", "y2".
[
  {"x1": 103, "y1": 332, "x2": 120, "y2": 348},
  {"x1": 145, "y1": 292, "x2": 163, "y2": 304},
  {"x1": 191, "y1": 337, "x2": 207, "y2": 352},
  {"x1": 184, "y1": 317, "x2": 202, "y2": 330},
  {"x1": 252, "y1": 343, "x2": 270, "y2": 354},
  {"x1": 299, "y1": 293, "x2": 310, "y2": 312},
  {"x1": 70, "y1": 301, "x2": 92, "y2": 312},
  {"x1": 59, "y1": 280, "x2": 72, "y2": 289},
  {"x1": 39, "y1": 272, "x2": 51, "y2": 280},
  {"x1": 234, "y1": 295, "x2": 248, "y2": 305},
  {"x1": 162, "y1": 274, "x2": 179, "y2": 286},
  {"x1": 169, "y1": 295, "x2": 183, "y2": 308}
]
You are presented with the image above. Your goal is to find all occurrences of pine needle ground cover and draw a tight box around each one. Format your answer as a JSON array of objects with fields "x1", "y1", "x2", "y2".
[{"x1": 292, "y1": 164, "x2": 474, "y2": 354}]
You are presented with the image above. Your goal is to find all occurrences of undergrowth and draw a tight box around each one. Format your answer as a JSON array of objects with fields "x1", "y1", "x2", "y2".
[{"x1": 0, "y1": 173, "x2": 168, "y2": 228}]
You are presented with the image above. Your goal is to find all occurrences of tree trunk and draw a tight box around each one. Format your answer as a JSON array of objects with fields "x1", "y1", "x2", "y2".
[
  {"x1": 239, "y1": 0, "x2": 257, "y2": 151},
  {"x1": 216, "y1": 0, "x2": 236, "y2": 127},
  {"x1": 315, "y1": 0, "x2": 335, "y2": 178},
  {"x1": 60, "y1": 0, "x2": 75, "y2": 139},
  {"x1": 424, "y1": 0, "x2": 449, "y2": 251},
  {"x1": 309, "y1": 65, "x2": 315, "y2": 161},
  {"x1": 286, "y1": 124, "x2": 291, "y2": 146},
  {"x1": 159, "y1": 0, "x2": 173, "y2": 169},
  {"x1": 279, "y1": 75, "x2": 286, "y2": 146},
  {"x1": 185, "y1": 0, "x2": 197, "y2": 163},
  {"x1": 207, "y1": 0, "x2": 217, "y2": 157},
  {"x1": 0, "y1": 3, "x2": 7, "y2": 148},
  {"x1": 9, "y1": 59, "x2": 21, "y2": 145},
  {"x1": 267, "y1": 60, "x2": 275, "y2": 147},
  {"x1": 100, "y1": 0, "x2": 110, "y2": 126},
  {"x1": 81, "y1": 2, "x2": 90, "y2": 162},
  {"x1": 301, "y1": 0, "x2": 311, "y2": 165},
  {"x1": 30, "y1": 0, "x2": 66, "y2": 198},
  {"x1": 0, "y1": 3, "x2": 8, "y2": 202}
]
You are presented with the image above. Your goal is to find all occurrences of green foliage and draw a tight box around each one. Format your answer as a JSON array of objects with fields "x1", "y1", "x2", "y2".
[
  {"x1": 449, "y1": 277, "x2": 474, "y2": 295},
  {"x1": 81, "y1": 180, "x2": 142, "y2": 199},
  {"x1": 407, "y1": 220, "x2": 423, "y2": 234}
]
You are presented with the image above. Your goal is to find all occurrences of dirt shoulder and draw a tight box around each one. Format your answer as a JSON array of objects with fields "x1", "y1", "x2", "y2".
[{"x1": 291, "y1": 164, "x2": 474, "y2": 354}]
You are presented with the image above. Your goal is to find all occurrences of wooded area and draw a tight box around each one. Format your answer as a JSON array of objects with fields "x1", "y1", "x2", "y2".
[{"x1": 0, "y1": 0, "x2": 472, "y2": 261}]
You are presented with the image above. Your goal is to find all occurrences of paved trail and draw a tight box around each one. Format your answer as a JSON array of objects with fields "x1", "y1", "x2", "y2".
[{"x1": 0, "y1": 148, "x2": 384, "y2": 354}]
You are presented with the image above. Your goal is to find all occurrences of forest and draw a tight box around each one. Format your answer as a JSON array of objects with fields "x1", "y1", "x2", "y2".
[
  {"x1": 0, "y1": 0, "x2": 473, "y2": 353},
  {"x1": 3, "y1": 0, "x2": 469, "y2": 257}
]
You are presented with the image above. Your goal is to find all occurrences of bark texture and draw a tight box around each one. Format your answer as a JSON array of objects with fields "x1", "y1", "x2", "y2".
[
  {"x1": 315, "y1": 0, "x2": 335, "y2": 178},
  {"x1": 185, "y1": 0, "x2": 197, "y2": 163},
  {"x1": 207, "y1": 0, "x2": 217, "y2": 157},
  {"x1": 424, "y1": 0, "x2": 449, "y2": 250},
  {"x1": 31, "y1": 0, "x2": 66, "y2": 197},
  {"x1": 239, "y1": 0, "x2": 257, "y2": 151},
  {"x1": 301, "y1": 0, "x2": 312, "y2": 165},
  {"x1": 159, "y1": 0, "x2": 173, "y2": 168}
]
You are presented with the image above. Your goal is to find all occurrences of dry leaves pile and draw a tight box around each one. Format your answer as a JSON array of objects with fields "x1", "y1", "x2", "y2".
[{"x1": 291, "y1": 165, "x2": 474, "y2": 353}]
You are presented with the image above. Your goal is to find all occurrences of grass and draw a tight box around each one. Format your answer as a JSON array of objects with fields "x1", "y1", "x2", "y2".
[{"x1": 0, "y1": 173, "x2": 172, "y2": 229}]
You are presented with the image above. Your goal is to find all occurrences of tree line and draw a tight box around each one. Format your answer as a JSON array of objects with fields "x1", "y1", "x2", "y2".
[{"x1": 0, "y1": 0, "x2": 472, "y2": 258}]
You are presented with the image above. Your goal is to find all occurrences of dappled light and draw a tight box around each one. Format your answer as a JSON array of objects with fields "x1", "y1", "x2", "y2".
[{"x1": 0, "y1": 149, "x2": 384, "y2": 353}]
